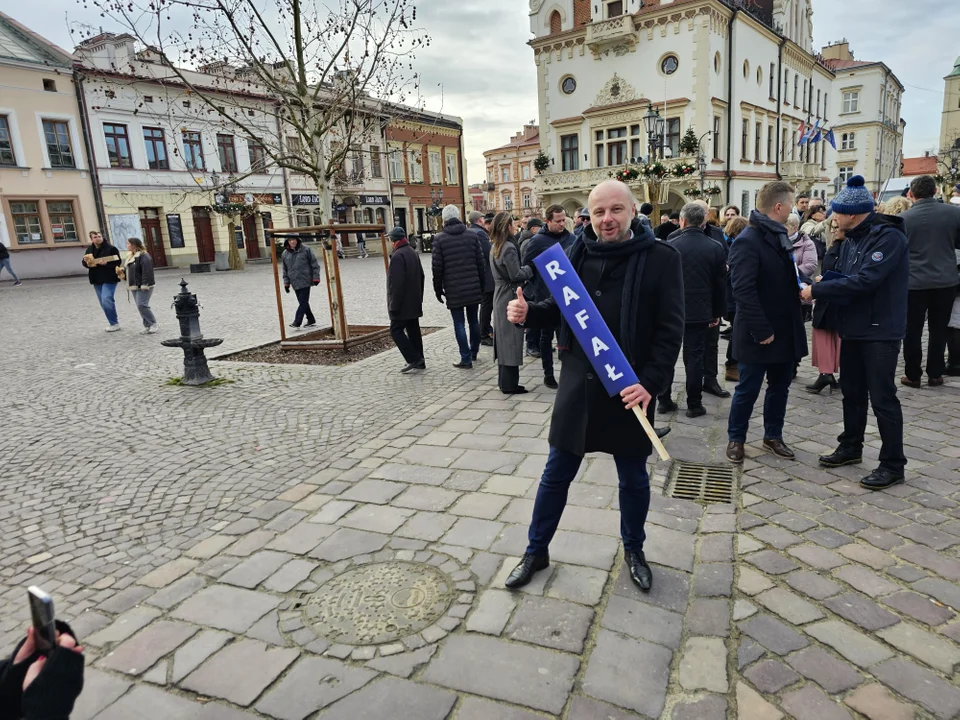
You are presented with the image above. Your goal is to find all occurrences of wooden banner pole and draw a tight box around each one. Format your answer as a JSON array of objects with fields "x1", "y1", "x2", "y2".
[{"x1": 632, "y1": 406, "x2": 671, "y2": 462}]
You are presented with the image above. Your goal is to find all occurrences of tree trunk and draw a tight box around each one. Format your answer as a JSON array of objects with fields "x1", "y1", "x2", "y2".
[
  {"x1": 227, "y1": 217, "x2": 245, "y2": 271},
  {"x1": 318, "y1": 179, "x2": 347, "y2": 340}
]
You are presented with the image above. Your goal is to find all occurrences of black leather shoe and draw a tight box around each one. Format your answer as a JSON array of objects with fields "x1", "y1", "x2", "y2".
[
  {"x1": 480, "y1": 337, "x2": 494, "y2": 346},
  {"x1": 702, "y1": 380, "x2": 731, "y2": 398},
  {"x1": 763, "y1": 438, "x2": 795, "y2": 459},
  {"x1": 860, "y1": 467, "x2": 905, "y2": 490},
  {"x1": 686, "y1": 405, "x2": 707, "y2": 418},
  {"x1": 726, "y1": 441, "x2": 745, "y2": 464},
  {"x1": 544, "y1": 375, "x2": 558, "y2": 389},
  {"x1": 819, "y1": 446, "x2": 862, "y2": 468},
  {"x1": 655, "y1": 426, "x2": 671, "y2": 439},
  {"x1": 945, "y1": 365, "x2": 960, "y2": 377},
  {"x1": 658, "y1": 398, "x2": 678, "y2": 414},
  {"x1": 625, "y1": 550, "x2": 652, "y2": 593},
  {"x1": 505, "y1": 553, "x2": 549, "y2": 589},
  {"x1": 453, "y1": 362, "x2": 473, "y2": 369}
]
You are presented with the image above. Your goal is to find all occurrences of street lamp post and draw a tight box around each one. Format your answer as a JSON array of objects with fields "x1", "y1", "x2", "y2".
[
  {"x1": 695, "y1": 131, "x2": 713, "y2": 195},
  {"x1": 643, "y1": 103, "x2": 664, "y2": 162},
  {"x1": 429, "y1": 188, "x2": 443, "y2": 231}
]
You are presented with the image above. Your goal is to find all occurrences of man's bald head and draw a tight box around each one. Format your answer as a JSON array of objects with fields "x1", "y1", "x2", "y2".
[
  {"x1": 693, "y1": 199, "x2": 710, "y2": 213},
  {"x1": 588, "y1": 180, "x2": 637, "y2": 243}
]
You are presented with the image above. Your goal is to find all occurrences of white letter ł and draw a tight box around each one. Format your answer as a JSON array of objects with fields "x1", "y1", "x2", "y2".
[{"x1": 605, "y1": 364, "x2": 624, "y2": 381}]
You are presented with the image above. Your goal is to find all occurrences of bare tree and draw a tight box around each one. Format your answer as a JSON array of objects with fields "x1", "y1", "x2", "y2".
[{"x1": 79, "y1": 0, "x2": 428, "y2": 337}]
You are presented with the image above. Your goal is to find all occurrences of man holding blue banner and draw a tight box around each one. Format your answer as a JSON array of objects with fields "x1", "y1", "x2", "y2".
[{"x1": 503, "y1": 180, "x2": 685, "y2": 593}]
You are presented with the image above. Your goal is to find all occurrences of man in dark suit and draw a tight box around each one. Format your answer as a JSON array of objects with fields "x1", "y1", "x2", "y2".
[
  {"x1": 503, "y1": 180, "x2": 684, "y2": 593},
  {"x1": 726, "y1": 182, "x2": 808, "y2": 463},
  {"x1": 659, "y1": 203, "x2": 727, "y2": 417}
]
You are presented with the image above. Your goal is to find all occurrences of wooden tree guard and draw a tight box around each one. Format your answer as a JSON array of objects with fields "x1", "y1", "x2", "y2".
[{"x1": 268, "y1": 223, "x2": 390, "y2": 351}]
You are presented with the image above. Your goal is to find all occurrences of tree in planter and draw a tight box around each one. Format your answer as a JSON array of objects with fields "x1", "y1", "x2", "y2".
[
  {"x1": 534, "y1": 150, "x2": 551, "y2": 175},
  {"x1": 678, "y1": 127, "x2": 700, "y2": 156},
  {"x1": 80, "y1": 0, "x2": 428, "y2": 339}
]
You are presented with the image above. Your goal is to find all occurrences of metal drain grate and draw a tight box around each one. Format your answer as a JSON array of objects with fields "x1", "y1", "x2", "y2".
[{"x1": 667, "y1": 462, "x2": 736, "y2": 504}]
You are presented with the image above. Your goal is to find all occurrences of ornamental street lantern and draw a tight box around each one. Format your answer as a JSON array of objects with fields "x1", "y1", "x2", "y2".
[{"x1": 161, "y1": 279, "x2": 224, "y2": 385}]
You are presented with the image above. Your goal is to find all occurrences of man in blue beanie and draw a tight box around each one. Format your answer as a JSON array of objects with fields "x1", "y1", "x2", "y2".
[{"x1": 801, "y1": 176, "x2": 909, "y2": 489}]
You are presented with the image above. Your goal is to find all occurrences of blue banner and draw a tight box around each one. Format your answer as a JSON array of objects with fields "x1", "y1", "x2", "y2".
[{"x1": 532, "y1": 243, "x2": 638, "y2": 397}]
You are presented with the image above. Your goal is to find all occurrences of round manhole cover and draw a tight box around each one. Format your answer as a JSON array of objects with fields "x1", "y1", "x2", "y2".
[{"x1": 304, "y1": 561, "x2": 457, "y2": 645}]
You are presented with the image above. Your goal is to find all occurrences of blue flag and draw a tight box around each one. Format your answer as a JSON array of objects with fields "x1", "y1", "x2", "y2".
[
  {"x1": 532, "y1": 243, "x2": 638, "y2": 396},
  {"x1": 825, "y1": 128, "x2": 837, "y2": 150}
]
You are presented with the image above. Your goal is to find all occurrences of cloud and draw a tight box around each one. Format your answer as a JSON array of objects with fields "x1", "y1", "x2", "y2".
[{"x1": 11, "y1": 0, "x2": 948, "y2": 188}]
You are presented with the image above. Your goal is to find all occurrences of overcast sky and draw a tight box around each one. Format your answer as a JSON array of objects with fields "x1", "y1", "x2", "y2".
[{"x1": 16, "y1": 0, "x2": 953, "y2": 185}]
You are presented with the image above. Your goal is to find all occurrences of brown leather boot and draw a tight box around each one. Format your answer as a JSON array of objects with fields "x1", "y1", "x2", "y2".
[
  {"x1": 725, "y1": 364, "x2": 739, "y2": 383},
  {"x1": 726, "y1": 441, "x2": 744, "y2": 464}
]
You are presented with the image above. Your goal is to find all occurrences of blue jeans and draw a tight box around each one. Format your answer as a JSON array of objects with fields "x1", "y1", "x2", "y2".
[
  {"x1": 527, "y1": 446, "x2": 650, "y2": 555},
  {"x1": 727, "y1": 361, "x2": 793, "y2": 442},
  {"x1": 450, "y1": 305, "x2": 480, "y2": 364},
  {"x1": 0, "y1": 258, "x2": 19, "y2": 282},
  {"x1": 94, "y1": 283, "x2": 119, "y2": 325}
]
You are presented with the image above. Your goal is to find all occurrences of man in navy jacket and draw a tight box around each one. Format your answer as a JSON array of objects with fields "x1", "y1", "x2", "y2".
[{"x1": 803, "y1": 176, "x2": 909, "y2": 489}]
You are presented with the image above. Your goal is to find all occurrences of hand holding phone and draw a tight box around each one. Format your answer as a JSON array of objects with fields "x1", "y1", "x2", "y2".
[{"x1": 27, "y1": 587, "x2": 56, "y2": 654}]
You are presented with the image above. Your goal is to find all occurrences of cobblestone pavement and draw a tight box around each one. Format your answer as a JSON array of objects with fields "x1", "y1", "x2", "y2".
[{"x1": 2, "y1": 261, "x2": 960, "y2": 719}]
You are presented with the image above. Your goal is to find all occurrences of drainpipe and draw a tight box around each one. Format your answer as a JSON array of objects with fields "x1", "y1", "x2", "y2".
[
  {"x1": 775, "y1": 37, "x2": 786, "y2": 180},
  {"x1": 73, "y1": 70, "x2": 108, "y2": 239},
  {"x1": 876, "y1": 67, "x2": 890, "y2": 195},
  {"x1": 456, "y1": 125, "x2": 466, "y2": 220},
  {"x1": 724, "y1": 8, "x2": 739, "y2": 206}
]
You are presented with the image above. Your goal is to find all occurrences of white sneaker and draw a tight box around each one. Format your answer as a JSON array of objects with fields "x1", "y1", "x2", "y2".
[
  {"x1": 105, "y1": 324, "x2": 122, "y2": 332},
  {"x1": 147, "y1": 324, "x2": 160, "y2": 334},
  {"x1": 139, "y1": 328, "x2": 151, "y2": 335}
]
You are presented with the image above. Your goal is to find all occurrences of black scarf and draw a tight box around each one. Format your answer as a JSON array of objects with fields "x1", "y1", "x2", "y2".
[{"x1": 565, "y1": 219, "x2": 654, "y2": 364}]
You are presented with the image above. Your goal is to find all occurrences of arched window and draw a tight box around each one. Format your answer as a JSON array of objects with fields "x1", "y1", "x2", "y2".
[
  {"x1": 364, "y1": 207, "x2": 374, "y2": 223},
  {"x1": 549, "y1": 10, "x2": 561, "y2": 34},
  {"x1": 375, "y1": 208, "x2": 386, "y2": 227}
]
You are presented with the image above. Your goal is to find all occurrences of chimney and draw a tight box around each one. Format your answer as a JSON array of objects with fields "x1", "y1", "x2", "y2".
[
  {"x1": 821, "y1": 40, "x2": 853, "y2": 61},
  {"x1": 75, "y1": 32, "x2": 136, "y2": 72}
]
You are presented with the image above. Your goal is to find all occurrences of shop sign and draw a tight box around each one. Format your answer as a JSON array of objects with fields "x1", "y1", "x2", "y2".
[
  {"x1": 358, "y1": 194, "x2": 390, "y2": 206},
  {"x1": 293, "y1": 193, "x2": 320, "y2": 205}
]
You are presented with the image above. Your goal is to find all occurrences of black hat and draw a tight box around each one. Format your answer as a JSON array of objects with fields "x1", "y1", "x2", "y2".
[
  {"x1": 526, "y1": 218, "x2": 543, "y2": 230},
  {"x1": 669, "y1": 212, "x2": 680, "y2": 220},
  {"x1": 578, "y1": 208, "x2": 590, "y2": 219},
  {"x1": 483, "y1": 212, "x2": 495, "y2": 222},
  {"x1": 388, "y1": 226, "x2": 407, "y2": 242}
]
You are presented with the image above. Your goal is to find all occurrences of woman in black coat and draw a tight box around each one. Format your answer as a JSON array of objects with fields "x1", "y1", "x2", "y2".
[{"x1": 807, "y1": 218, "x2": 844, "y2": 393}]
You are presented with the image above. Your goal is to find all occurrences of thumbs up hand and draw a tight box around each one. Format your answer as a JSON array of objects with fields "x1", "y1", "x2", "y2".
[{"x1": 507, "y1": 287, "x2": 528, "y2": 324}]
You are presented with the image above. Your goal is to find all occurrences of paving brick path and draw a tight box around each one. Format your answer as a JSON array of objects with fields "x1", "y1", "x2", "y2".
[{"x1": 1, "y1": 262, "x2": 959, "y2": 719}]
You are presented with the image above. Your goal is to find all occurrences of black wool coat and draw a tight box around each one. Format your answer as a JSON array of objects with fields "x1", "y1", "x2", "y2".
[
  {"x1": 728, "y1": 211, "x2": 808, "y2": 365},
  {"x1": 526, "y1": 220, "x2": 685, "y2": 458},
  {"x1": 431, "y1": 220, "x2": 484, "y2": 309},
  {"x1": 387, "y1": 242, "x2": 425, "y2": 321},
  {"x1": 812, "y1": 239, "x2": 843, "y2": 332},
  {"x1": 668, "y1": 227, "x2": 727, "y2": 325},
  {"x1": 468, "y1": 223, "x2": 495, "y2": 293}
]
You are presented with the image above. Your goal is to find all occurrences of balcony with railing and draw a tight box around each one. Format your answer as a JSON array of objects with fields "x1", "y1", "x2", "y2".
[
  {"x1": 535, "y1": 156, "x2": 695, "y2": 195},
  {"x1": 585, "y1": 15, "x2": 638, "y2": 56}
]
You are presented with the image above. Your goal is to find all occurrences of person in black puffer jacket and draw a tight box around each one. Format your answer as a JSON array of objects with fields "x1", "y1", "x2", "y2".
[
  {"x1": 0, "y1": 622, "x2": 85, "y2": 719},
  {"x1": 658, "y1": 203, "x2": 726, "y2": 416},
  {"x1": 431, "y1": 205, "x2": 485, "y2": 368}
]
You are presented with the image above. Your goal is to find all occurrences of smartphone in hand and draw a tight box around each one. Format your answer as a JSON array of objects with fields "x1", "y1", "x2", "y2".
[{"x1": 27, "y1": 586, "x2": 56, "y2": 653}]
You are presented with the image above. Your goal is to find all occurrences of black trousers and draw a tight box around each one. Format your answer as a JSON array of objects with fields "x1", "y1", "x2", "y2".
[
  {"x1": 905, "y1": 287, "x2": 955, "y2": 381},
  {"x1": 725, "y1": 310, "x2": 738, "y2": 366},
  {"x1": 480, "y1": 291, "x2": 494, "y2": 339},
  {"x1": 838, "y1": 339, "x2": 906, "y2": 472},
  {"x1": 703, "y1": 323, "x2": 720, "y2": 381},
  {"x1": 526, "y1": 327, "x2": 539, "y2": 352},
  {"x1": 498, "y1": 364, "x2": 520, "y2": 391},
  {"x1": 293, "y1": 287, "x2": 315, "y2": 326},
  {"x1": 390, "y1": 318, "x2": 424, "y2": 365},
  {"x1": 659, "y1": 322, "x2": 709, "y2": 408},
  {"x1": 539, "y1": 327, "x2": 555, "y2": 377},
  {"x1": 948, "y1": 327, "x2": 960, "y2": 369}
]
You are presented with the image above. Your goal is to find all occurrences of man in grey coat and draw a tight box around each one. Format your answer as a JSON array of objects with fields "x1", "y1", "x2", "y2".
[
  {"x1": 901, "y1": 175, "x2": 960, "y2": 387},
  {"x1": 281, "y1": 236, "x2": 321, "y2": 329}
]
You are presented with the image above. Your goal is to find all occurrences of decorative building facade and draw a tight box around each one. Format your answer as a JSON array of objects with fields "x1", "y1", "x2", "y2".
[
  {"x1": 0, "y1": 12, "x2": 100, "y2": 278},
  {"x1": 527, "y1": 0, "x2": 904, "y2": 214},
  {"x1": 482, "y1": 125, "x2": 541, "y2": 217},
  {"x1": 385, "y1": 109, "x2": 466, "y2": 237},
  {"x1": 822, "y1": 42, "x2": 904, "y2": 196}
]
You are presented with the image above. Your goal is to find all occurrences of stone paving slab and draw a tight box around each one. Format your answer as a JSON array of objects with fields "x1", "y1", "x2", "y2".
[{"x1": 4, "y1": 267, "x2": 960, "y2": 720}]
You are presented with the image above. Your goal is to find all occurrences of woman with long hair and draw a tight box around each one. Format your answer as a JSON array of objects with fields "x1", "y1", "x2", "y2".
[
  {"x1": 122, "y1": 238, "x2": 159, "y2": 334},
  {"x1": 807, "y1": 217, "x2": 845, "y2": 393},
  {"x1": 490, "y1": 211, "x2": 533, "y2": 394},
  {"x1": 800, "y1": 205, "x2": 829, "y2": 263}
]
